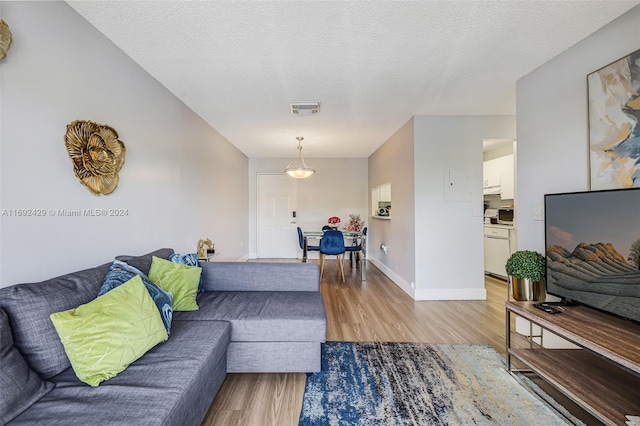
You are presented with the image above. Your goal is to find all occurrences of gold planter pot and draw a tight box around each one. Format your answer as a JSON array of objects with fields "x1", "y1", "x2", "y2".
[{"x1": 509, "y1": 277, "x2": 546, "y2": 302}]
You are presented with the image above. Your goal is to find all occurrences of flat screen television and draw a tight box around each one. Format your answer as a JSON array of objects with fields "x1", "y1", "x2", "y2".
[{"x1": 544, "y1": 188, "x2": 640, "y2": 323}]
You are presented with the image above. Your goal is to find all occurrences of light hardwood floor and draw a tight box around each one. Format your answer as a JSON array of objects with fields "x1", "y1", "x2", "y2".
[{"x1": 202, "y1": 260, "x2": 512, "y2": 426}]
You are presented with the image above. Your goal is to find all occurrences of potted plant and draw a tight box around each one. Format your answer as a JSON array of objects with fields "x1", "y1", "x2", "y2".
[{"x1": 505, "y1": 250, "x2": 546, "y2": 301}]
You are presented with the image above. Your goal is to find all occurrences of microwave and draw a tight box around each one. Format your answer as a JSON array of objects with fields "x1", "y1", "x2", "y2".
[{"x1": 498, "y1": 208, "x2": 514, "y2": 223}]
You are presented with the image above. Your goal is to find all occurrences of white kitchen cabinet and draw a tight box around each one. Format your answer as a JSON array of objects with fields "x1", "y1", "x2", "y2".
[
  {"x1": 482, "y1": 161, "x2": 501, "y2": 189},
  {"x1": 484, "y1": 225, "x2": 512, "y2": 278},
  {"x1": 497, "y1": 154, "x2": 514, "y2": 200},
  {"x1": 483, "y1": 155, "x2": 514, "y2": 200},
  {"x1": 379, "y1": 184, "x2": 391, "y2": 202}
]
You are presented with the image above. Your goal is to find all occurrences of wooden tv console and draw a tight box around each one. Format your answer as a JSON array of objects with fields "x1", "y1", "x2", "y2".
[{"x1": 506, "y1": 301, "x2": 640, "y2": 425}]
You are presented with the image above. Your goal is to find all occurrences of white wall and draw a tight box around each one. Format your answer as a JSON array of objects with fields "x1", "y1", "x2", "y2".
[
  {"x1": 0, "y1": 2, "x2": 248, "y2": 287},
  {"x1": 516, "y1": 5, "x2": 640, "y2": 253},
  {"x1": 483, "y1": 143, "x2": 513, "y2": 161},
  {"x1": 367, "y1": 115, "x2": 515, "y2": 300},
  {"x1": 413, "y1": 116, "x2": 516, "y2": 300},
  {"x1": 248, "y1": 158, "x2": 368, "y2": 259},
  {"x1": 368, "y1": 118, "x2": 416, "y2": 296}
]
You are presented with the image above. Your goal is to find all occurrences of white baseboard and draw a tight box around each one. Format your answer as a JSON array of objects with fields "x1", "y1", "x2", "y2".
[
  {"x1": 236, "y1": 255, "x2": 250, "y2": 262},
  {"x1": 297, "y1": 252, "x2": 320, "y2": 260},
  {"x1": 367, "y1": 258, "x2": 415, "y2": 299},
  {"x1": 249, "y1": 252, "x2": 258, "y2": 259},
  {"x1": 414, "y1": 287, "x2": 487, "y2": 301},
  {"x1": 369, "y1": 259, "x2": 483, "y2": 300}
]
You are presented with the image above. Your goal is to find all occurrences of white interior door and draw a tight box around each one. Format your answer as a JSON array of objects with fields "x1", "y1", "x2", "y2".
[{"x1": 257, "y1": 174, "x2": 298, "y2": 258}]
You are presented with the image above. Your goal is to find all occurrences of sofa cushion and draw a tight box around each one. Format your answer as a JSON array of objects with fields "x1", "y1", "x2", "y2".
[
  {"x1": 168, "y1": 253, "x2": 204, "y2": 293},
  {"x1": 9, "y1": 320, "x2": 231, "y2": 426},
  {"x1": 98, "y1": 260, "x2": 174, "y2": 334},
  {"x1": 200, "y1": 262, "x2": 320, "y2": 292},
  {"x1": 0, "y1": 308, "x2": 55, "y2": 424},
  {"x1": 173, "y1": 291, "x2": 326, "y2": 342},
  {"x1": 0, "y1": 262, "x2": 111, "y2": 379},
  {"x1": 168, "y1": 252, "x2": 199, "y2": 266},
  {"x1": 149, "y1": 256, "x2": 201, "y2": 311},
  {"x1": 50, "y1": 276, "x2": 169, "y2": 387},
  {"x1": 227, "y1": 341, "x2": 321, "y2": 373},
  {"x1": 115, "y1": 248, "x2": 174, "y2": 276}
]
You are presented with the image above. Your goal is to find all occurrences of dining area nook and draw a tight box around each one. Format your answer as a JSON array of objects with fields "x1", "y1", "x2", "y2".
[{"x1": 297, "y1": 214, "x2": 367, "y2": 282}]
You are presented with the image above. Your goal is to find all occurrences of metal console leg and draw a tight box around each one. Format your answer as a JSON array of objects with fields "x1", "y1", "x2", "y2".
[{"x1": 506, "y1": 308, "x2": 512, "y2": 372}]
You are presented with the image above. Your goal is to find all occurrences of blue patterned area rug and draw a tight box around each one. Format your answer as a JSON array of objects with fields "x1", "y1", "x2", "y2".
[{"x1": 299, "y1": 342, "x2": 576, "y2": 426}]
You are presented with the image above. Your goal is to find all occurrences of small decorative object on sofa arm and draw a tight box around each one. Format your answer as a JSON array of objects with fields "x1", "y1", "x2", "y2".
[{"x1": 197, "y1": 238, "x2": 213, "y2": 258}]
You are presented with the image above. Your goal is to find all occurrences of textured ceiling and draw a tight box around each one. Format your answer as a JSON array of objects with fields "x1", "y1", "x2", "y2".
[{"x1": 67, "y1": 1, "x2": 640, "y2": 158}]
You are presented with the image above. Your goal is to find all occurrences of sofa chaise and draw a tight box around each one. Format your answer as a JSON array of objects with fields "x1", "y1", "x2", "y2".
[{"x1": 0, "y1": 248, "x2": 326, "y2": 425}]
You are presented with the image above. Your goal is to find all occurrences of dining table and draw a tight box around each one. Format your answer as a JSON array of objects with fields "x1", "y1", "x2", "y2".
[{"x1": 302, "y1": 230, "x2": 367, "y2": 280}]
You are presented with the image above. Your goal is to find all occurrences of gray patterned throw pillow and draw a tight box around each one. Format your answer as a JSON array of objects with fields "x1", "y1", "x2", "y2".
[{"x1": 98, "y1": 260, "x2": 173, "y2": 334}]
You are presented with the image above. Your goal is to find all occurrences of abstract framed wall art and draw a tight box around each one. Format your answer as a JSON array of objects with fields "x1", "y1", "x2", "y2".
[{"x1": 587, "y1": 49, "x2": 640, "y2": 190}]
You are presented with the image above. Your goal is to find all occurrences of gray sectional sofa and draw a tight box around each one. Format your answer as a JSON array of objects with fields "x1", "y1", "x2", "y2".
[{"x1": 0, "y1": 248, "x2": 326, "y2": 425}]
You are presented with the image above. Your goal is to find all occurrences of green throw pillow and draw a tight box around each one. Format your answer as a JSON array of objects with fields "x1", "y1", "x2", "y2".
[
  {"x1": 50, "y1": 275, "x2": 168, "y2": 387},
  {"x1": 148, "y1": 256, "x2": 201, "y2": 311}
]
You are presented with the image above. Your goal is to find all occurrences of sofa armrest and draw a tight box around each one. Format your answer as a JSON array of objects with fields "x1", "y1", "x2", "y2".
[{"x1": 199, "y1": 262, "x2": 320, "y2": 292}]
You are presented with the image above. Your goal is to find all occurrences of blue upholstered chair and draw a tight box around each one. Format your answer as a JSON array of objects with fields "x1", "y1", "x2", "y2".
[
  {"x1": 297, "y1": 227, "x2": 320, "y2": 254},
  {"x1": 319, "y1": 230, "x2": 346, "y2": 282},
  {"x1": 321, "y1": 225, "x2": 332, "y2": 231},
  {"x1": 344, "y1": 227, "x2": 367, "y2": 263}
]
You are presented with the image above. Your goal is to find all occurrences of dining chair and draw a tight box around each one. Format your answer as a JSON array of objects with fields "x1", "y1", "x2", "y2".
[
  {"x1": 319, "y1": 230, "x2": 346, "y2": 282},
  {"x1": 297, "y1": 227, "x2": 320, "y2": 254},
  {"x1": 321, "y1": 225, "x2": 331, "y2": 231},
  {"x1": 344, "y1": 227, "x2": 367, "y2": 264}
]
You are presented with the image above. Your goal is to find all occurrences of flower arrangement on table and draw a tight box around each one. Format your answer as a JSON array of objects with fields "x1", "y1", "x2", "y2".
[
  {"x1": 343, "y1": 214, "x2": 364, "y2": 232},
  {"x1": 327, "y1": 216, "x2": 341, "y2": 229}
]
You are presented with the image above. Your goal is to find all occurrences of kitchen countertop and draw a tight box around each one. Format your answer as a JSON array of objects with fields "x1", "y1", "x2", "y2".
[{"x1": 484, "y1": 223, "x2": 514, "y2": 229}]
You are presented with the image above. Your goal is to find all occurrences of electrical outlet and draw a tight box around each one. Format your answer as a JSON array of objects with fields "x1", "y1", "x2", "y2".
[
  {"x1": 410, "y1": 282, "x2": 415, "y2": 289},
  {"x1": 533, "y1": 205, "x2": 544, "y2": 221}
]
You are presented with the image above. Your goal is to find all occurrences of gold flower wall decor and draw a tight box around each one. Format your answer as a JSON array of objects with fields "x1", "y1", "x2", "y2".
[
  {"x1": 64, "y1": 120, "x2": 127, "y2": 196},
  {"x1": 0, "y1": 19, "x2": 12, "y2": 60}
]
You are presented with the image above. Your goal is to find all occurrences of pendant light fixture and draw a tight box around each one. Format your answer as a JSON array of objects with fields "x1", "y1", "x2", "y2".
[{"x1": 285, "y1": 136, "x2": 315, "y2": 179}]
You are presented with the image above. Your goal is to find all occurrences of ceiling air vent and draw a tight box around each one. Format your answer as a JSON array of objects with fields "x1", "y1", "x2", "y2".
[{"x1": 290, "y1": 101, "x2": 320, "y2": 115}]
